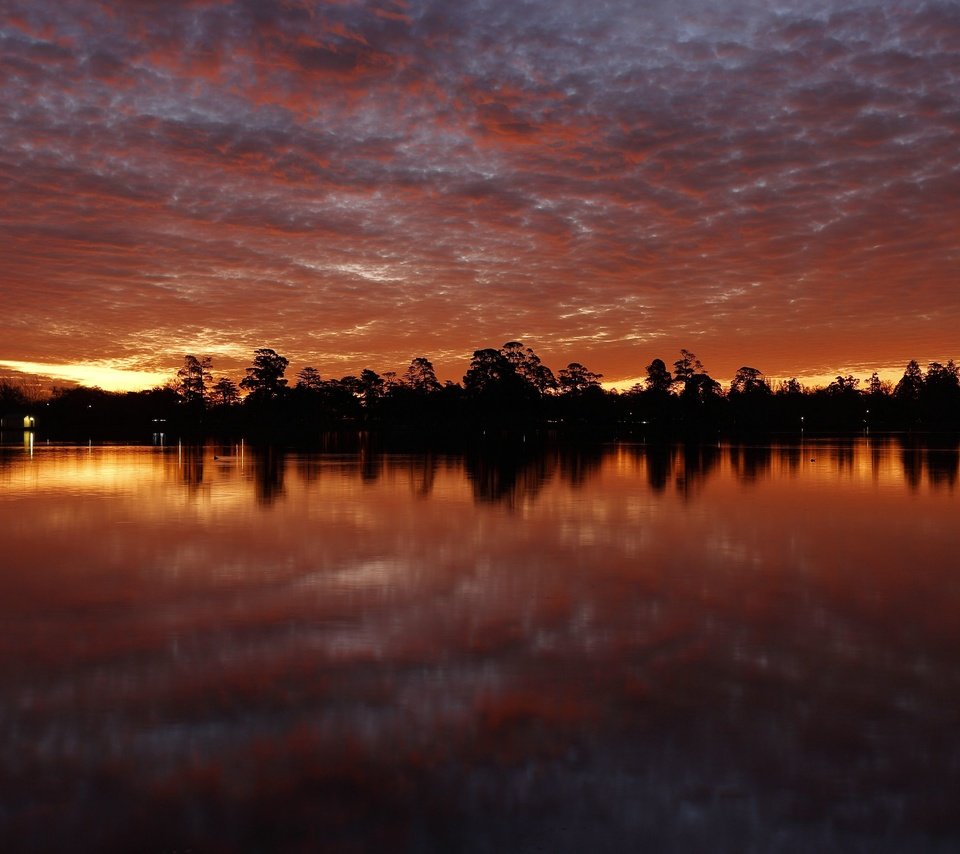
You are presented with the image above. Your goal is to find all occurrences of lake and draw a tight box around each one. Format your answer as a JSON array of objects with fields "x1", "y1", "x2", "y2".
[{"x1": 1, "y1": 437, "x2": 959, "y2": 852}]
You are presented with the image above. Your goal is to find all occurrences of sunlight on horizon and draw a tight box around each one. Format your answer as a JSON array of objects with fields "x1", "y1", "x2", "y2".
[
  {"x1": 0, "y1": 360, "x2": 170, "y2": 392},
  {"x1": 1, "y1": 358, "x2": 911, "y2": 396},
  {"x1": 603, "y1": 367, "x2": 906, "y2": 393}
]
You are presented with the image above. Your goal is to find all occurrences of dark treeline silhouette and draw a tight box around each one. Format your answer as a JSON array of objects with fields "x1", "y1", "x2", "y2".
[{"x1": 3, "y1": 344, "x2": 959, "y2": 443}]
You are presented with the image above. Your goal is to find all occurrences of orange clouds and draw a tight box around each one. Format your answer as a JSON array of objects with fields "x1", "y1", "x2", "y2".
[{"x1": 1, "y1": 0, "x2": 958, "y2": 389}]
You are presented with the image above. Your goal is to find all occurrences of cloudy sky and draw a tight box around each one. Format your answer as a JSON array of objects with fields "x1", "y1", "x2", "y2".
[{"x1": 1, "y1": 0, "x2": 958, "y2": 390}]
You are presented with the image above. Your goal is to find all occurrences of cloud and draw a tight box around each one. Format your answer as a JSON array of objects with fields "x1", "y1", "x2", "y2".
[{"x1": 1, "y1": 0, "x2": 958, "y2": 387}]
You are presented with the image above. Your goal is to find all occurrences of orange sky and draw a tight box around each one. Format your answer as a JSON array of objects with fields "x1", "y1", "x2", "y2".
[{"x1": 1, "y1": 0, "x2": 958, "y2": 392}]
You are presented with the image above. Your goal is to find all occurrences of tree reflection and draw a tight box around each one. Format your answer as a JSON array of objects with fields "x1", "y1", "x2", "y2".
[
  {"x1": 360, "y1": 448, "x2": 382, "y2": 483},
  {"x1": 926, "y1": 443, "x2": 959, "y2": 489},
  {"x1": 898, "y1": 437, "x2": 925, "y2": 492},
  {"x1": 675, "y1": 444, "x2": 721, "y2": 499},
  {"x1": 556, "y1": 445, "x2": 604, "y2": 488},
  {"x1": 728, "y1": 445, "x2": 772, "y2": 484},
  {"x1": 870, "y1": 440, "x2": 884, "y2": 482},
  {"x1": 829, "y1": 440, "x2": 855, "y2": 472},
  {"x1": 780, "y1": 444, "x2": 802, "y2": 476},
  {"x1": 463, "y1": 445, "x2": 616, "y2": 506},
  {"x1": 405, "y1": 454, "x2": 439, "y2": 498},
  {"x1": 0, "y1": 445, "x2": 17, "y2": 472},
  {"x1": 176, "y1": 443, "x2": 205, "y2": 490},
  {"x1": 464, "y1": 448, "x2": 556, "y2": 506},
  {"x1": 618, "y1": 443, "x2": 726, "y2": 498},
  {"x1": 642, "y1": 444, "x2": 673, "y2": 493},
  {"x1": 253, "y1": 447, "x2": 286, "y2": 505},
  {"x1": 150, "y1": 439, "x2": 960, "y2": 506},
  {"x1": 296, "y1": 455, "x2": 324, "y2": 483}
]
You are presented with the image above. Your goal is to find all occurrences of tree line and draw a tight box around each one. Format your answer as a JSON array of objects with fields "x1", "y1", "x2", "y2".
[{"x1": 2, "y1": 343, "x2": 959, "y2": 441}]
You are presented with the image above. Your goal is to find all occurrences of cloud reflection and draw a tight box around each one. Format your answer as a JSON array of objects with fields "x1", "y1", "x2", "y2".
[{"x1": 1, "y1": 440, "x2": 959, "y2": 848}]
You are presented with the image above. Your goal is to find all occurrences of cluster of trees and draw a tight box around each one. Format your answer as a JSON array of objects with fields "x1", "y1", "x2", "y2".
[
  {"x1": 175, "y1": 344, "x2": 604, "y2": 405},
  {"x1": 2, "y1": 344, "x2": 958, "y2": 441},
  {"x1": 155, "y1": 344, "x2": 609, "y2": 435}
]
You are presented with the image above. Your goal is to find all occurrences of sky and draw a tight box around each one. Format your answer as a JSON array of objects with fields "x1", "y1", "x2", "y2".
[{"x1": 1, "y1": 0, "x2": 958, "y2": 392}]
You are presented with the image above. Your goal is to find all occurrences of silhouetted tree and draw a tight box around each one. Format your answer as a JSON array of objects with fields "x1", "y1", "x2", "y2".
[
  {"x1": 501, "y1": 342, "x2": 556, "y2": 395},
  {"x1": 922, "y1": 360, "x2": 960, "y2": 426},
  {"x1": 0, "y1": 379, "x2": 29, "y2": 412},
  {"x1": 826, "y1": 374, "x2": 860, "y2": 395},
  {"x1": 894, "y1": 360, "x2": 924, "y2": 402},
  {"x1": 558, "y1": 362, "x2": 603, "y2": 394},
  {"x1": 176, "y1": 355, "x2": 212, "y2": 408},
  {"x1": 672, "y1": 349, "x2": 703, "y2": 385},
  {"x1": 728, "y1": 367, "x2": 772, "y2": 432},
  {"x1": 296, "y1": 366, "x2": 324, "y2": 391},
  {"x1": 644, "y1": 359, "x2": 672, "y2": 393},
  {"x1": 867, "y1": 372, "x2": 890, "y2": 397},
  {"x1": 241, "y1": 348, "x2": 289, "y2": 401},
  {"x1": 209, "y1": 376, "x2": 239, "y2": 408},
  {"x1": 43, "y1": 384, "x2": 181, "y2": 438},
  {"x1": 770, "y1": 378, "x2": 805, "y2": 431},
  {"x1": 776, "y1": 378, "x2": 803, "y2": 396},
  {"x1": 500, "y1": 341, "x2": 529, "y2": 371},
  {"x1": 861, "y1": 372, "x2": 895, "y2": 428},
  {"x1": 402, "y1": 357, "x2": 441, "y2": 393},
  {"x1": 668, "y1": 350, "x2": 720, "y2": 406},
  {"x1": 681, "y1": 372, "x2": 722, "y2": 402},
  {"x1": 813, "y1": 374, "x2": 865, "y2": 430},
  {"x1": 729, "y1": 366, "x2": 770, "y2": 396},
  {"x1": 667, "y1": 351, "x2": 723, "y2": 435},
  {"x1": 616, "y1": 358, "x2": 675, "y2": 435},
  {"x1": 463, "y1": 348, "x2": 516, "y2": 392},
  {"x1": 925, "y1": 361, "x2": 959, "y2": 395},
  {"x1": 308, "y1": 375, "x2": 362, "y2": 422},
  {"x1": 338, "y1": 375, "x2": 364, "y2": 399},
  {"x1": 671, "y1": 349, "x2": 722, "y2": 417},
  {"x1": 461, "y1": 346, "x2": 540, "y2": 428},
  {"x1": 28, "y1": 338, "x2": 959, "y2": 441},
  {"x1": 359, "y1": 369, "x2": 385, "y2": 405}
]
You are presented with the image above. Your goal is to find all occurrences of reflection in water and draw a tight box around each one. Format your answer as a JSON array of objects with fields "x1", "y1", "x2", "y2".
[
  {"x1": 254, "y1": 446, "x2": 286, "y2": 504},
  {"x1": 644, "y1": 443, "x2": 673, "y2": 492},
  {"x1": 0, "y1": 439, "x2": 959, "y2": 851},
  {"x1": 556, "y1": 445, "x2": 605, "y2": 488},
  {"x1": 615, "y1": 442, "x2": 724, "y2": 500},
  {"x1": 675, "y1": 443, "x2": 721, "y2": 498},
  {"x1": 463, "y1": 446, "x2": 606, "y2": 506},
  {"x1": 927, "y1": 443, "x2": 960, "y2": 488},
  {"x1": 465, "y1": 448, "x2": 554, "y2": 505},
  {"x1": 780, "y1": 442, "x2": 803, "y2": 476},
  {"x1": 727, "y1": 443, "x2": 772, "y2": 484},
  {"x1": 176, "y1": 442, "x2": 205, "y2": 489},
  {"x1": 892, "y1": 435, "x2": 960, "y2": 492},
  {"x1": 831, "y1": 438, "x2": 856, "y2": 472}
]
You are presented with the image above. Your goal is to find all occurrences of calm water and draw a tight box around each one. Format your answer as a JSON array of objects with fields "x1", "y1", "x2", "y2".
[{"x1": 1, "y1": 438, "x2": 959, "y2": 852}]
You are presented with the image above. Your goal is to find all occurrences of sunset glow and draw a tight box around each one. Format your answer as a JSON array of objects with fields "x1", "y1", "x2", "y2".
[
  {"x1": 0, "y1": 360, "x2": 171, "y2": 392},
  {"x1": 2, "y1": 0, "x2": 958, "y2": 390}
]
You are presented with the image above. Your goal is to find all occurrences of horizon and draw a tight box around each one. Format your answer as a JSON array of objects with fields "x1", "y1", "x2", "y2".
[{"x1": 0, "y1": 349, "x2": 930, "y2": 397}]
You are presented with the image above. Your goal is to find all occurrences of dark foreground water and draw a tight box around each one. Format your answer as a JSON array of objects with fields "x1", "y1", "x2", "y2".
[{"x1": 1, "y1": 437, "x2": 959, "y2": 852}]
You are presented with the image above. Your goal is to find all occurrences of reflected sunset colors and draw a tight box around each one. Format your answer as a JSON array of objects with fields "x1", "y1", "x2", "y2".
[{"x1": 1, "y1": 440, "x2": 959, "y2": 850}]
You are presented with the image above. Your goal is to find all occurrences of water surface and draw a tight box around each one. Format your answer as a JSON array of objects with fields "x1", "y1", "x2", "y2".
[{"x1": 1, "y1": 438, "x2": 959, "y2": 851}]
